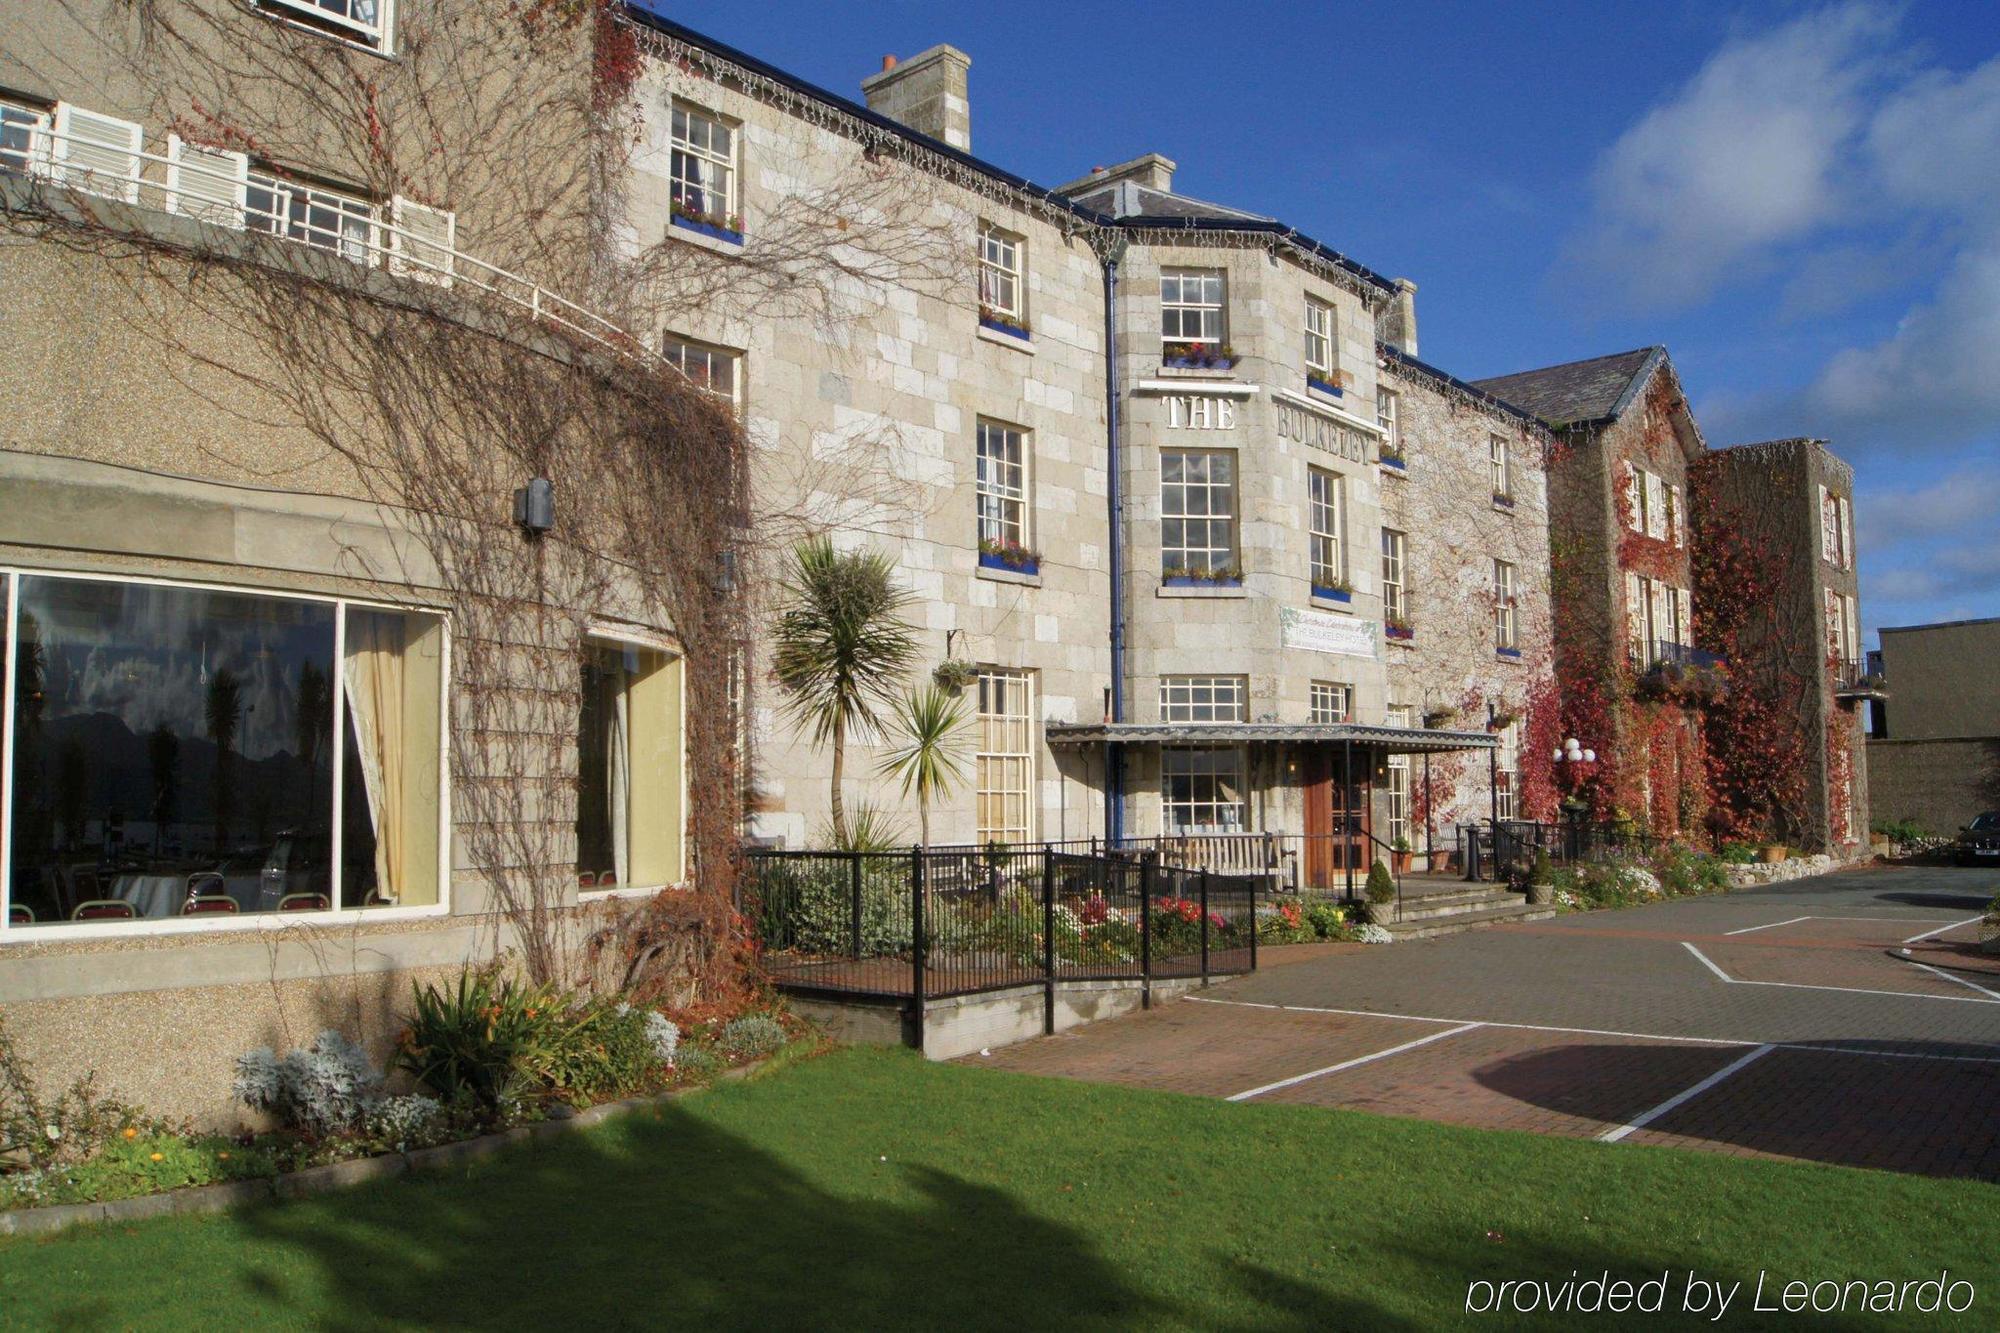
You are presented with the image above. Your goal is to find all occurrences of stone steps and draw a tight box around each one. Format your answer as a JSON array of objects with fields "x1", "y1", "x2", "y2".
[
  {"x1": 1380, "y1": 898, "x2": 1554, "y2": 940},
  {"x1": 1385, "y1": 886, "x2": 1520, "y2": 920}
]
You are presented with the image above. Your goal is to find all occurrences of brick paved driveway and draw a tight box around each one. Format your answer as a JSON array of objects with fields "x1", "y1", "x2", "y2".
[{"x1": 972, "y1": 864, "x2": 2000, "y2": 1178}]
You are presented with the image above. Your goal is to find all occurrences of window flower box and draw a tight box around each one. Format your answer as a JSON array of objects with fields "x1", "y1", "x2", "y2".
[
  {"x1": 1496, "y1": 646, "x2": 1522, "y2": 660},
  {"x1": 670, "y1": 201, "x2": 744, "y2": 246},
  {"x1": 978, "y1": 537, "x2": 1041, "y2": 576},
  {"x1": 1162, "y1": 341, "x2": 1236, "y2": 371},
  {"x1": 1164, "y1": 563, "x2": 1243, "y2": 589},
  {"x1": 1307, "y1": 373, "x2": 1345, "y2": 398},
  {"x1": 1379, "y1": 450, "x2": 1407, "y2": 473},
  {"x1": 978, "y1": 307, "x2": 1032, "y2": 342},
  {"x1": 1385, "y1": 620, "x2": 1415, "y2": 642},
  {"x1": 1311, "y1": 582, "x2": 1352, "y2": 604},
  {"x1": 1492, "y1": 492, "x2": 1516, "y2": 510}
]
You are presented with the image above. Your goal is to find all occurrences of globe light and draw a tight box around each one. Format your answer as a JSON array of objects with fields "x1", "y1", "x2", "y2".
[
  {"x1": 1553, "y1": 748, "x2": 1565, "y2": 762},
  {"x1": 1583, "y1": 749, "x2": 1596, "y2": 763}
]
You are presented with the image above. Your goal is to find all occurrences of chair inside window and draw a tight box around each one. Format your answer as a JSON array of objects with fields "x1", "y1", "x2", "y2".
[
  {"x1": 578, "y1": 870, "x2": 599, "y2": 888},
  {"x1": 8, "y1": 903, "x2": 35, "y2": 925},
  {"x1": 278, "y1": 892, "x2": 330, "y2": 912},
  {"x1": 182, "y1": 894, "x2": 240, "y2": 916},
  {"x1": 72, "y1": 899, "x2": 137, "y2": 921},
  {"x1": 595, "y1": 872, "x2": 617, "y2": 889},
  {"x1": 67, "y1": 864, "x2": 102, "y2": 909}
]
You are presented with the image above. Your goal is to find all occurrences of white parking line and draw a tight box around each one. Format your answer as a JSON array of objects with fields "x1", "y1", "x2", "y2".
[
  {"x1": 1900, "y1": 958, "x2": 2000, "y2": 1002},
  {"x1": 1185, "y1": 996, "x2": 2000, "y2": 1066},
  {"x1": 1186, "y1": 995, "x2": 1752, "y2": 1046},
  {"x1": 1904, "y1": 916, "x2": 1984, "y2": 945},
  {"x1": 1225, "y1": 1022, "x2": 1483, "y2": 1103},
  {"x1": 1599, "y1": 1044, "x2": 1777, "y2": 1143},
  {"x1": 1681, "y1": 942, "x2": 2000, "y2": 1004},
  {"x1": 1723, "y1": 916, "x2": 1813, "y2": 936}
]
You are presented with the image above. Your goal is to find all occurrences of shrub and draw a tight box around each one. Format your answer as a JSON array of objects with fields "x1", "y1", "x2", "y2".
[
  {"x1": 1718, "y1": 840, "x2": 1758, "y2": 864},
  {"x1": 1653, "y1": 846, "x2": 1729, "y2": 897},
  {"x1": 1365, "y1": 859, "x2": 1397, "y2": 910},
  {"x1": 672, "y1": 1045, "x2": 724, "y2": 1082},
  {"x1": 396, "y1": 970, "x2": 679, "y2": 1118},
  {"x1": 359, "y1": 1095, "x2": 450, "y2": 1152},
  {"x1": 235, "y1": 1030, "x2": 385, "y2": 1138},
  {"x1": 1300, "y1": 899, "x2": 1352, "y2": 940},
  {"x1": 1559, "y1": 858, "x2": 1663, "y2": 910},
  {"x1": 1258, "y1": 900, "x2": 1314, "y2": 945},
  {"x1": 1874, "y1": 818, "x2": 1929, "y2": 845},
  {"x1": 751, "y1": 857, "x2": 913, "y2": 956},
  {"x1": 719, "y1": 1015, "x2": 788, "y2": 1059},
  {"x1": 0, "y1": 1131, "x2": 279, "y2": 1209}
]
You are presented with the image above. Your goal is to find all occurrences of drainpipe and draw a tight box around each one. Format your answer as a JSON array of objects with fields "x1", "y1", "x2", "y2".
[{"x1": 1102, "y1": 240, "x2": 1128, "y2": 844}]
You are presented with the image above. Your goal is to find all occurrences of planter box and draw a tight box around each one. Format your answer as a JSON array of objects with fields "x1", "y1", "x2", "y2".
[
  {"x1": 1379, "y1": 455, "x2": 1407, "y2": 473},
  {"x1": 1162, "y1": 357, "x2": 1236, "y2": 372},
  {"x1": 979, "y1": 551, "x2": 1039, "y2": 576},
  {"x1": 1312, "y1": 584, "x2": 1352, "y2": 604},
  {"x1": 1164, "y1": 575, "x2": 1242, "y2": 589},
  {"x1": 671, "y1": 214, "x2": 744, "y2": 246},
  {"x1": 1307, "y1": 375, "x2": 1345, "y2": 398},
  {"x1": 1385, "y1": 625, "x2": 1415, "y2": 641},
  {"x1": 1493, "y1": 493, "x2": 1516, "y2": 509},
  {"x1": 978, "y1": 316, "x2": 1031, "y2": 343},
  {"x1": 1497, "y1": 646, "x2": 1522, "y2": 659}
]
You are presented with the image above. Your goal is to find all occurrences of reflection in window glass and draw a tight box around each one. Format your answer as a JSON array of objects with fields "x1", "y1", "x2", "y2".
[
  {"x1": 576, "y1": 639, "x2": 683, "y2": 891},
  {"x1": 8, "y1": 576, "x2": 334, "y2": 924},
  {"x1": 3, "y1": 574, "x2": 445, "y2": 928}
]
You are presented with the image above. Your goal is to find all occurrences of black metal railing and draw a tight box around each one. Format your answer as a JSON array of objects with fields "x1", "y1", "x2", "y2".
[
  {"x1": 743, "y1": 845, "x2": 1259, "y2": 1008},
  {"x1": 1650, "y1": 640, "x2": 1726, "y2": 670},
  {"x1": 1463, "y1": 819, "x2": 1660, "y2": 884}
]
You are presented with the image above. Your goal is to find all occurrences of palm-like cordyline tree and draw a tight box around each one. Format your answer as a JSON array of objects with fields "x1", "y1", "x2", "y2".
[
  {"x1": 771, "y1": 537, "x2": 918, "y2": 847},
  {"x1": 878, "y1": 684, "x2": 972, "y2": 850}
]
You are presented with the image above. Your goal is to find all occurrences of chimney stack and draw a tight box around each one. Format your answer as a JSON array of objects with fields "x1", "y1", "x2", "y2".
[
  {"x1": 861, "y1": 45, "x2": 972, "y2": 152},
  {"x1": 1377, "y1": 278, "x2": 1419, "y2": 357}
]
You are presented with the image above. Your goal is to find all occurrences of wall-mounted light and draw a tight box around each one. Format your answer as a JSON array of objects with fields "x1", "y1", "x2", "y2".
[
  {"x1": 1553, "y1": 737, "x2": 1597, "y2": 765},
  {"x1": 513, "y1": 477, "x2": 554, "y2": 537}
]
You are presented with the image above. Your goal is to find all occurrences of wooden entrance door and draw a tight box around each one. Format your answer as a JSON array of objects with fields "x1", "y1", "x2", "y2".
[{"x1": 1303, "y1": 747, "x2": 1373, "y2": 889}]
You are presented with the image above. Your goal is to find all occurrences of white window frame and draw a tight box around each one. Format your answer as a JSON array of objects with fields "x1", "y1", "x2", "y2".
[
  {"x1": 1309, "y1": 681, "x2": 1351, "y2": 725},
  {"x1": 1304, "y1": 296, "x2": 1335, "y2": 377},
  {"x1": 1838, "y1": 494, "x2": 1853, "y2": 571},
  {"x1": 257, "y1": 0, "x2": 395, "y2": 51},
  {"x1": 0, "y1": 567, "x2": 451, "y2": 943},
  {"x1": 975, "y1": 668, "x2": 1035, "y2": 846},
  {"x1": 1494, "y1": 721, "x2": 1520, "y2": 821},
  {"x1": 1490, "y1": 434, "x2": 1513, "y2": 501},
  {"x1": 669, "y1": 101, "x2": 739, "y2": 231},
  {"x1": 1384, "y1": 704, "x2": 1415, "y2": 847},
  {"x1": 976, "y1": 419, "x2": 1030, "y2": 553},
  {"x1": 977, "y1": 222, "x2": 1025, "y2": 325},
  {"x1": 1160, "y1": 450, "x2": 1237, "y2": 577},
  {"x1": 1644, "y1": 471, "x2": 1667, "y2": 541},
  {"x1": 1308, "y1": 467, "x2": 1345, "y2": 591},
  {"x1": 1380, "y1": 528, "x2": 1407, "y2": 623},
  {"x1": 0, "y1": 98, "x2": 53, "y2": 178},
  {"x1": 1161, "y1": 746, "x2": 1248, "y2": 834},
  {"x1": 1494, "y1": 559, "x2": 1519, "y2": 650},
  {"x1": 1376, "y1": 387, "x2": 1400, "y2": 454},
  {"x1": 660, "y1": 335, "x2": 742, "y2": 412},
  {"x1": 1160, "y1": 675, "x2": 1247, "y2": 724},
  {"x1": 1161, "y1": 268, "x2": 1226, "y2": 347},
  {"x1": 246, "y1": 167, "x2": 379, "y2": 266},
  {"x1": 577, "y1": 626, "x2": 689, "y2": 900}
]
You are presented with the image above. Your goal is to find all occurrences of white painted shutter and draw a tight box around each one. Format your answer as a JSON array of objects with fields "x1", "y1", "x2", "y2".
[
  {"x1": 390, "y1": 195, "x2": 455, "y2": 286},
  {"x1": 1842, "y1": 595, "x2": 1859, "y2": 664},
  {"x1": 1824, "y1": 589, "x2": 1841, "y2": 663},
  {"x1": 1644, "y1": 472, "x2": 1666, "y2": 540},
  {"x1": 1837, "y1": 495, "x2": 1853, "y2": 571},
  {"x1": 51, "y1": 102, "x2": 142, "y2": 203},
  {"x1": 1818, "y1": 484, "x2": 1834, "y2": 563},
  {"x1": 1668, "y1": 484, "x2": 1685, "y2": 548},
  {"x1": 1623, "y1": 462, "x2": 1642, "y2": 531},
  {"x1": 1676, "y1": 587, "x2": 1693, "y2": 645},
  {"x1": 166, "y1": 135, "x2": 247, "y2": 228}
]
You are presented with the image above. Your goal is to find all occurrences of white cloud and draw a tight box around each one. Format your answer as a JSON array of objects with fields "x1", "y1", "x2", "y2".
[
  {"x1": 1561, "y1": 3, "x2": 1899, "y2": 309},
  {"x1": 1856, "y1": 469, "x2": 1995, "y2": 550}
]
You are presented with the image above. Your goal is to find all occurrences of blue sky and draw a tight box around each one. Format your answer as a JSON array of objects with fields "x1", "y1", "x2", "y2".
[{"x1": 645, "y1": 1, "x2": 2000, "y2": 646}]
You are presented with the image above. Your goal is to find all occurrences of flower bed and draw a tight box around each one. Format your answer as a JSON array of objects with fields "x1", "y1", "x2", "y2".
[{"x1": 0, "y1": 982, "x2": 801, "y2": 1218}]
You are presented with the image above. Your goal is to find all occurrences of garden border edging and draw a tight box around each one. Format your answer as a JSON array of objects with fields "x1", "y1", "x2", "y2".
[{"x1": 0, "y1": 1061, "x2": 766, "y2": 1239}]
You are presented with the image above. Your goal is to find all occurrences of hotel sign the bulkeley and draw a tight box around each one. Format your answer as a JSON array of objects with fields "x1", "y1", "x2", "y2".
[{"x1": 1274, "y1": 395, "x2": 1374, "y2": 465}]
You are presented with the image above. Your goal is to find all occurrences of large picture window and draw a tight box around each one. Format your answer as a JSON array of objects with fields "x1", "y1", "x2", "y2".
[
  {"x1": 3, "y1": 573, "x2": 443, "y2": 931},
  {"x1": 575, "y1": 637, "x2": 685, "y2": 892},
  {"x1": 1159, "y1": 675, "x2": 1246, "y2": 724},
  {"x1": 1309, "y1": 682, "x2": 1350, "y2": 725},
  {"x1": 976, "y1": 669, "x2": 1034, "y2": 845},
  {"x1": 1161, "y1": 748, "x2": 1246, "y2": 834},
  {"x1": 1161, "y1": 450, "x2": 1237, "y2": 578}
]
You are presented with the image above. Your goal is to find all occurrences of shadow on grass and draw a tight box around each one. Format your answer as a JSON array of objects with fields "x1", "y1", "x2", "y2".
[{"x1": 208, "y1": 1104, "x2": 1166, "y2": 1330}]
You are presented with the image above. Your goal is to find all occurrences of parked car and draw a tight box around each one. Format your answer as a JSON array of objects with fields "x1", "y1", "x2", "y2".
[{"x1": 1956, "y1": 813, "x2": 2000, "y2": 866}]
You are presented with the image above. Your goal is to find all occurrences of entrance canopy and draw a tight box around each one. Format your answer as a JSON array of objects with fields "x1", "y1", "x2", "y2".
[{"x1": 1044, "y1": 722, "x2": 1496, "y2": 754}]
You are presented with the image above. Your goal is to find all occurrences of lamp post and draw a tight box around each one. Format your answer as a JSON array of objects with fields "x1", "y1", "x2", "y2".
[{"x1": 1553, "y1": 737, "x2": 1598, "y2": 860}]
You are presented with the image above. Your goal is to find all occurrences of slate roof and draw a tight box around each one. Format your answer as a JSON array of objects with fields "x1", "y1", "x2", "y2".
[{"x1": 1469, "y1": 347, "x2": 1666, "y2": 428}]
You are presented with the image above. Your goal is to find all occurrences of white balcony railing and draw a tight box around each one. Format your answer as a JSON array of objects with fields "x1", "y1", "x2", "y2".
[{"x1": 4, "y1": 121, "x2": 647, "y2": 366}]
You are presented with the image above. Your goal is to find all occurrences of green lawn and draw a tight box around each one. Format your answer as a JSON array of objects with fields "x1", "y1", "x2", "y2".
[{"x1": 4, "y1": 1046, "x2": 1996, "y2": 1329}]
